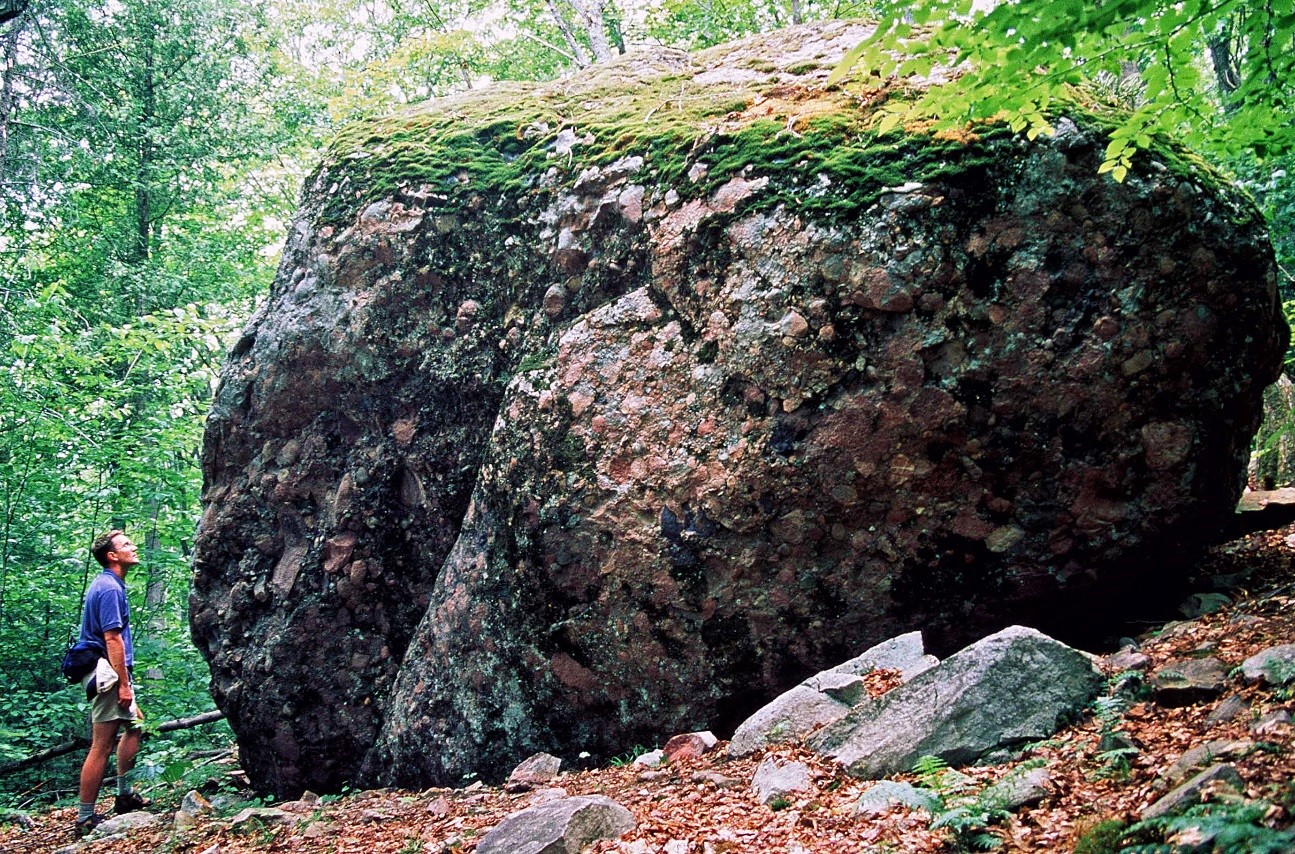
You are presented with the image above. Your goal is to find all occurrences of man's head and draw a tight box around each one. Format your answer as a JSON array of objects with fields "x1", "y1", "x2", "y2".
[{"x1": 92, "y1": 530, "x2": 139, "y2": 571}]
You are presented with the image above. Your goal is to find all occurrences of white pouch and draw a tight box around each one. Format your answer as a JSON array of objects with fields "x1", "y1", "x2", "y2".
[{"x1": 95, "y1": 658, "x2": 119, "y2": 695}]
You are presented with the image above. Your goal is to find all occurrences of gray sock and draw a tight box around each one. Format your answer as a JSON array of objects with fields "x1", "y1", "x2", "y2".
[
  {"x1": 116, "y1": 775, "x2": 130, "y2": 796},
  {"x1": 77, "y1": 802, "x2": 96, "y2": 822}
]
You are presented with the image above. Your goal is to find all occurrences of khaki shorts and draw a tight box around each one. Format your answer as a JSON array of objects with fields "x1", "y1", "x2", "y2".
[{"x1": 81, "y1": 672, "x2": 141, "y2": 725}]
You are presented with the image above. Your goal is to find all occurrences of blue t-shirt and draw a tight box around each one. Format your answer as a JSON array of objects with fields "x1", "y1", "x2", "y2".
[{"x1": 79, "y1": 570, "x2": 133, "y2": 667}]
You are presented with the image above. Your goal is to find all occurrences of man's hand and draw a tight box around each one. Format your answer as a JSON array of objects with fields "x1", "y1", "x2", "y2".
[{"x1": 104, "y1": 628, "x2": 133, "y2": 711}]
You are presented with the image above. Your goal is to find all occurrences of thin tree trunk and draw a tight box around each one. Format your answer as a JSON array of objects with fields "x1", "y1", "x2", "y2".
[
  {"x1": 131, "y1": 26, "x2": 156, "y2": 266},
  {"x1": 0, "y1": 17, "x2": 22, "y2": 168},
  {"x1": 1207, "y1": 14, "x2": 1242, "y2": 102},
  {"x1": 575, "y1": 0, "x2": 614, "y2": 62},
  {"x1": 546, "y1": 0, "x2": 591, "y2": 68}
]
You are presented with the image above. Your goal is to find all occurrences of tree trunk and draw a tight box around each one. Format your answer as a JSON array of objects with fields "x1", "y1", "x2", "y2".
[
  {"x1": 0, "y1": 11, "x2": 23, "y2": 177},
  {"x1": 1207, "y1": 15, "x2": 1242, "y2": 102},
  {"x1": 566, "y1": 0, "x2": 615, "y2": 63},
  {"x1": 545, "y1": 0, "x2": 591, "y2": 68},
  {"x1": 131, "y1": 26, "x2": 156, "y2": 265}
]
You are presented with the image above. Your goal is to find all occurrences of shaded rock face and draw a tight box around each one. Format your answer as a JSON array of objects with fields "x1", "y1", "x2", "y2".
[{"x1": 191, "y1": 20, "x2": 1287, "y2": 796}]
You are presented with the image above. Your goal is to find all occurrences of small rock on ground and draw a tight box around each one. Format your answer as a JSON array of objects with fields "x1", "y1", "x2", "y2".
[
  {"x1": 1141, "y1": 763, "x2": 1244, "y2": 821},
  {"x1": 751, "y1": 759, "x2": 812, "y2": 806}
]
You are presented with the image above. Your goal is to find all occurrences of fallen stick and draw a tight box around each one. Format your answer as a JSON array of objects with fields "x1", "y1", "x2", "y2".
[{"x1": 0, "y1": 710, "x2": 225, "y2": 776}]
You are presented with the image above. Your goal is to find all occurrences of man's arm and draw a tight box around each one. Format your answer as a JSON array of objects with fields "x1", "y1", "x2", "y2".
[{"x1": 103, "y1": 629, "x2": 133, "y2": 710}]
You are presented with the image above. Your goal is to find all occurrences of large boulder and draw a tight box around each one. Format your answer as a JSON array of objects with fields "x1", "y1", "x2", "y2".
[{"x1": 190, "y1": 19, "x2": 1287, "y2": 796}]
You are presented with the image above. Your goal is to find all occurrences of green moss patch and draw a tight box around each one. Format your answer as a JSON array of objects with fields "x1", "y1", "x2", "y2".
[{"x1": 310, "y1": 26, "x2": 1232, "y2": 231}]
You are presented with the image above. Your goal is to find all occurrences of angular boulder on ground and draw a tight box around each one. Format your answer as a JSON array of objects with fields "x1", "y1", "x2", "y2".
[
  {"x1": 1150, "y1": 657, "x2": 1229, "y2": 706},
  {"x1": 506, "y1": 752, "x2": 563, "y2": 792},
  {"x1": 729, "y1": 631, "x2": 937, "y2": 757},
  {"x1": 476, "y1": 795, "x2": 635, "y2": 854},
  {"x1": 854, "y1": 781, "x2": 941, "y2": 816},
  {"x1": 1240, "y1": 644, "x2": 1295, "y2": 686},
  {"x1": 751, "y1": 758, "x2": 813, "y2": 806},
  {"x1": 809, "y1": 626, "x2": 1103, "y2": 778},
  {"x1": 190, "y1": 15, "x2": 1287, "y2": 795},
  {"x1": 1141, "y1": 764, "x2": 1244, "y2": 821}
]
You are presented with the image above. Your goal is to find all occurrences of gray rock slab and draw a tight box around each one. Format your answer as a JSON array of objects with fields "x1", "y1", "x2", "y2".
[
  {"x1": 1141, "y1": 763, "x2": 1244, "y2": 821},
  {"x1": 92, "y1": 811, "x2": 161, "y2": 837},
  {"x1": 1150, "y1": 658, "x2": 1229, "y2": 707},
  {"x1": 632, "y1": 749, "x2": 665, "y2": 768},
  {"x1": 815, "y1": 672, "x2": 867, "y2": 705},
  {"x1": 854, "y1": 781, "x2": 940, "y2": 816},
  {"x1": 728, "y1": 685, "x2": 852, "y2": 758},
  {"x1": 228, "y1": 807, "x2": 293, "y2": 829},
  {"x1": 751, "y1": 758, "x2": 812, "y2": 806},
  {"x1": 1205, "y1": 694, "x2": 1250, "y2": 728},
  {"x1": 808, "y1": 626, "x2": 1103, "y2": 779},
  {"x1": 476, "y1": 795, "x2": 635, "y2": 854},
  {"x1": 816, "y1": 631, "x2": 939, "y2": 682},
  {"x1": 981, "y1": 767, "x2": 1053, "y2": 812},
  {"x1": 1253, "y1": 709, "x2": 1292, "y2": 736},
  {"x1": 1105, "y1": 647, "x2": 1151, "y2": 673},
  {"x1": 1241, "y1": 644, "x2": 1295, "y2": 686},
  {"x1": 728, "y1": 631, "x2": 938, "y2": 758},
  {"x1": 1164, "y1": 739, "x2": 1253, "y2": 787}
]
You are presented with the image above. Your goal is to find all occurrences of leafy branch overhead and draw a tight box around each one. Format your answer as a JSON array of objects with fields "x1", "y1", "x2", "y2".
[{"x1": 830, "y1": 0, "x2": 1295, "y2": 176}]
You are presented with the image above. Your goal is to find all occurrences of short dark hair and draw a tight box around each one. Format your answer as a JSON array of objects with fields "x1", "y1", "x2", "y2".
[{"x1": 91, "y1": 530, "x2": 126, "y2": 568}]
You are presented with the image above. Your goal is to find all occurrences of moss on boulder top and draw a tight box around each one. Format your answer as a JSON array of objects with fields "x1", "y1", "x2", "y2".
[{"x1": 314, "y1": 20, "x2": 1024, "y2": 228}]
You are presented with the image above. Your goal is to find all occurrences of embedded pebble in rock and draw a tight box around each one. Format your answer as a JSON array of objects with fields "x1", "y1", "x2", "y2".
[{"x1": 189, "y1": 16, "x2": 1288, "y2": 795}]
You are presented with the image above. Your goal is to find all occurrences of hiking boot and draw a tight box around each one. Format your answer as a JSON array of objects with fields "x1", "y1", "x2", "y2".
[
  {"x1": 74, "y1": 812, "x2": 106, "y2": 838},
  {"x1": 114, "y1": 790, "x2": 151, "y2": 813}
]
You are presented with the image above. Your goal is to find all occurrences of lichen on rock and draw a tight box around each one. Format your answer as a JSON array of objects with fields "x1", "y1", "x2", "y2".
[{"x1": 191, "y1": 20, "x2": 1288, "y2": 796}]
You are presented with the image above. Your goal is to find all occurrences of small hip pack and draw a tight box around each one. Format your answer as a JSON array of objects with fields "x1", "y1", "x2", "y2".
[{"x1": 61, "y1": 639, "x2": 104, "y2": 683}]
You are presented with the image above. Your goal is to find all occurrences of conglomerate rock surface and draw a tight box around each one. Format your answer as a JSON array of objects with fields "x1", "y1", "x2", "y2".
[{"x1": 190, "y1": 20, "x2": 1288, "y2": 796}]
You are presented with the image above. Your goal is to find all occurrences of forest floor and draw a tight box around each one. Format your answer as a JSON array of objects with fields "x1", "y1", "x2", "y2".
[{"x1": 3, "y1": 526, "x2": 1295, "y2": 854}]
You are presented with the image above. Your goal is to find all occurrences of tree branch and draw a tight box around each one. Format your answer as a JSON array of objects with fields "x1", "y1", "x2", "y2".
[{"x1": 0, "y1": 709, "x2": 225, "y2": 776}]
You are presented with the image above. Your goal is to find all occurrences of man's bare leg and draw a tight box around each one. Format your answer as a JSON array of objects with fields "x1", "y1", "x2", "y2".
[
  {"x1": 116, "y1": 725, "x2": 141, "y2": 793},
  {"x1": 78, "y1": 721, "x2": 121, "y2": 824}
]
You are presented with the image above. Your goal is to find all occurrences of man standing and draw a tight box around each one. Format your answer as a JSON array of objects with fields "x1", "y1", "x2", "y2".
[{"x1": 74, "y1": 529, "x2": 151, "y2": 837}]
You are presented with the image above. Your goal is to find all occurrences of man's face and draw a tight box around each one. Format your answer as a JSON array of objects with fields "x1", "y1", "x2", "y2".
[{"x1": 109, "y1": 534, "x2": 140, "y2": 568}]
